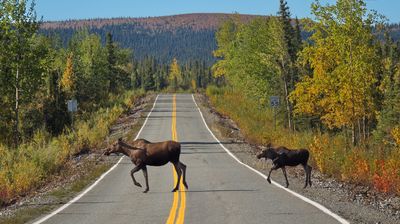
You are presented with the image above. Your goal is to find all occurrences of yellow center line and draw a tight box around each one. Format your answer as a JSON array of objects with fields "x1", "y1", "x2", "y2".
[
  {"x1": 166, "y1": 94, "x2": 186, "y2": 224},
  {"x1": 166, "y1": 170, "x2": 178, "y2": 224},
  {"x1": 176, "y1": 179, "x2": 186, "y2": 224}
]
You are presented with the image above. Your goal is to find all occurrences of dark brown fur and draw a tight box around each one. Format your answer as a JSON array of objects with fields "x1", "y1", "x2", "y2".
[
  {"x1": 256, "y1": 144, "x2": 312, "y2": 188},
  {"x1": 104, "y1": 138, "x2": 188, "y2": 193}
]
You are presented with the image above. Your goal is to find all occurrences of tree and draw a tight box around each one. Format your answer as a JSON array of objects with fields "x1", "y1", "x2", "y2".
[
  {"x1": 279, "y1": 0, "x2": 296, "y2": 61},
  {"x1": 212, "y1": 18, "x2": 238, "y2": 79},
  {"x1": 294, "y1": 17, "x2": 302, "y2": 53},
  {"x1": 60, "y1": 52, "x2": 75, "y2": 97},
  {"x1": 106, "y1": 32, "x2": 117, "y2": 92},
  {"x1": 0, "y1": 0, "x2": 42, "y2": 147},
  {"x1": 374, "y1": 31, "x2": 400, "y2": 145},
  {"x1": 169, "y1": 58, "x2": 182, "y2": 91},
  {"x1": 290, "y1": 0, "x2": 381, "y2": 145},
  {"x1": 277, "y1": 0, "x2": 301, "y2": 130},
  {"x1": 69, "y1": 31, "x2": 109, "y2": 109}
]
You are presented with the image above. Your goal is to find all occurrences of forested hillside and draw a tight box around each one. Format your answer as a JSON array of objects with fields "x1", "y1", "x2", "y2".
[
  {"x1": 40, "y1": 13, "x2": 400, "y2": 65},
  {"x1": 40, "y1": 13, "x2": 261, "y2": 64}
]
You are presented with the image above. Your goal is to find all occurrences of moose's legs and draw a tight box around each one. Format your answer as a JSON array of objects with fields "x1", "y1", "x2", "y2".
[
  {"x1": 281, "y1": 167, "x2": 289, "y2": 188},
  {"x1": 130, "y1": 165, "x2": 143, "y2": 188},
  {"x1": 302, "y1": 164, "x2": 312, "y2": 188},
  {"x1": 179, "y1": 162, "x2": 188, "y2": 189},
  {"x1": 306, "y1": 165, "x2": 312, "y2": 187},
  {"x1": 142, "y1": 166, "x2": 149, "y2": 193},
  {"x1": 267, "y1": 164, "x2": 279, "y2": 184},
  {"x1": 172, "y1": 162, "x2": 182, "y2": 192}
]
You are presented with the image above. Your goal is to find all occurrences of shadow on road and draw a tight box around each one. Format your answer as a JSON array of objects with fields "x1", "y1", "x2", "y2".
[
  {"x1": 180, "y1": 141, "x2": 242, "y2": 145},
  {"x1": 186, "y1": 189, "x2": 258, "y2": 193}
]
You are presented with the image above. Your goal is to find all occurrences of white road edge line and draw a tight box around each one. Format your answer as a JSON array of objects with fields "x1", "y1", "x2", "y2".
[
  {"x1": 32, "y1": 95, "x2": 160, "y2": 224},
  {"x1": 191, "y1": 94, "x2": 349, "y2": 224}
]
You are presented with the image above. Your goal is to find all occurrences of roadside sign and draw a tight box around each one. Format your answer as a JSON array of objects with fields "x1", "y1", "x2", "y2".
[
  {"x1": 67, "y1": 99, "x2": 78, "y2": 112},
  {"x1": 270, "y1": 96, "x2": 280, "y2": 108}
]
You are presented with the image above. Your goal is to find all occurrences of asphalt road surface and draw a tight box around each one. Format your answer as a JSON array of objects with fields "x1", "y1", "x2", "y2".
[{"x1": 31, "y1": 94, "x2": 347, "y2": 224}]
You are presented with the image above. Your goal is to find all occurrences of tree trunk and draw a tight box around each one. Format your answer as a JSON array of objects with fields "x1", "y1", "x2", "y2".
[
  {"x1": 283, "y1": 75, "x2": 292, "y2": 130},
  {"x1": 358, "y1": 119, "x2": 362, "y2": 143},
  {"x1": 352, "y1": 122, "x2": 356, "y2": 146},
  {"x1": 14, "y1": 67, "x2": 20, "y2": 148},
  {"x1": 362, "y1": 116, "x2": 367, "y2": 141},
  {"x1": 281, "y1": 59, "x2": 292, "y2": 131}
]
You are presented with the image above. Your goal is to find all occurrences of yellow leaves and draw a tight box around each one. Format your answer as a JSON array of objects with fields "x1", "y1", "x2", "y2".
[
  {"x1": 60, "y1": 52, "x2": 75, "y2": 95},
  {"x1": 290, "y1": 76, "x2": 318, "y2": 115},
  {"x1": 211, "y1": 60, "x2": 227, "y2": 78},
  {"x1": 191, "y1": 79, "x2": 197, "y2": 91},
  {"x1": 290, "y1": 4, "x2": 378, "y2": 131},
  {"x1": 309, "y1": 136, "x2": 328, "y2": 173},
  {"x1": 391, "y1": 126, "x2": 400, "y2": 146},
  {"x1": 168, "y1": 58, "x2": 182, "y2": 90}
]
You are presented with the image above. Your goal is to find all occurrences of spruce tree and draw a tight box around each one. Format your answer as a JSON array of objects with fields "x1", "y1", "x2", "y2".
[{"x1": 106, "y1": 32, "x2": 117, "y2": 92}]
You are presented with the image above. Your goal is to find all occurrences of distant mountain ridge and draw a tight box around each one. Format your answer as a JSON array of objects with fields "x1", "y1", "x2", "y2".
[
  {"x1": 41, "y1": 13, "x2": 262, "y2": 31},
  {"x1": 40, "y1": 13, "x2": 400, "y2": 64},
  {"x1": 41, "y1": 13, "x2": 264, "y2": 64}
]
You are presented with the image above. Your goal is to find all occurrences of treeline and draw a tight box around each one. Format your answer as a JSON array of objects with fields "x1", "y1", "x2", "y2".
[
  {"x1": 41, "y1": 25, "x2": 217, "y2": 65},
  {"x1": 210, "y1": 0, "x2": 400, "y2": 194},
  {"x1": 131, "y1": 56, "x2": 215, "y2": 92}
]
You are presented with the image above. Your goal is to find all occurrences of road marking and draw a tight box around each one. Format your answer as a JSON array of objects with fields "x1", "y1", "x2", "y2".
[
  {"x1": 191, "y1": 94, "x2": 349, "y2": 224},
  {"x1": 173, "y1": 95, "x2": 187, "y2": 224},
  {"x1": 166, "y1": 170, "x2": 179, "y2": 224},
  {"x1": 32, "y1": 95, "x2": 160, "y2": 224},
  {"x1": 176, "y1": 180, "x2": 186, "y2": 224},
  {"x1": 166, "y1": 94, "x2": 187, "y2": 224},
  {"x1": 167, "y1": 94, "x2": 179, "y2": 224}
]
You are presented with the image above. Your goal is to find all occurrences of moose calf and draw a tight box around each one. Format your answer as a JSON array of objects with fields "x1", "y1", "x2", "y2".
[{"x1": 257, "y1": 144, "x2": 312, "y2": 188}]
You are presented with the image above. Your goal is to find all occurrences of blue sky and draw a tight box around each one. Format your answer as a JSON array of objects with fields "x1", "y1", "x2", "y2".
[{"x1": 35, "y1": 0, "x2": 400, "y2": 23}]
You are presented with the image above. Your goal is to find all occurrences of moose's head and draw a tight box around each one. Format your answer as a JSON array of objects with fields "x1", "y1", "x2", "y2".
[
  {"x1": 256, "y1": 144, "x2": 275, "y2": 160},
  {"x1": 104, "y1": 138, "x2": 123, "y2": 156}
]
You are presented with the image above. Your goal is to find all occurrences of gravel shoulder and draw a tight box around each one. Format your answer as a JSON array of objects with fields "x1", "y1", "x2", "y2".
[
  {"x1": 0, "y1": 94, "x2": 155, "y2": 224},
  {"x1": 194, "y1": 93, "x2": 400, "y2": 224}
]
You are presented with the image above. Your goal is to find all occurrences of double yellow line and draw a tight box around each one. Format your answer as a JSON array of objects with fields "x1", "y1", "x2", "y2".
[{"x1": 166, "y1": 94, "x2": 186, "y2": 224}]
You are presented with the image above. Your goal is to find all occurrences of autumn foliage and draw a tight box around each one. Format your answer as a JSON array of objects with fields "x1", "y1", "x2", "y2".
[
  {"x1": 210, "y1": 0, "x2": 400, "y2": 195},
  {"x1": 207, "y1": 87, "x2": 400, "y2": 195}
]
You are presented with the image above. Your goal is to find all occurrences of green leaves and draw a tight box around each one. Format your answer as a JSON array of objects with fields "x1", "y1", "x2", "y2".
[{"x1": 0, "y1": 0, "x2": 42, "y2": 145}]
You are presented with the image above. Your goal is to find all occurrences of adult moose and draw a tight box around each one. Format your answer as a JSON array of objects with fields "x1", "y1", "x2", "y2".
[
  {"x1": 104, "y1": 138, "x2": 188, "y2": 193},
  {"x1": 257, "y1": 144, "x2": 312, "y2": 188}
]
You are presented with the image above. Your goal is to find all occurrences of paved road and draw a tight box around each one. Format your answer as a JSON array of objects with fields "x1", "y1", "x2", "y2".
[{"x1": 31, "y1": 94, "x2": 345, "y2": 224}]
